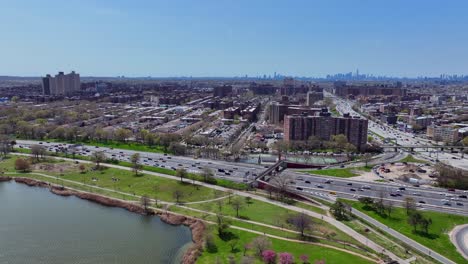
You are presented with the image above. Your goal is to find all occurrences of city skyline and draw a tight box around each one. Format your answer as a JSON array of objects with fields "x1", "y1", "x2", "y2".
[{"x1": 1, "y1": 0, "x2": 468, "y2": 77}]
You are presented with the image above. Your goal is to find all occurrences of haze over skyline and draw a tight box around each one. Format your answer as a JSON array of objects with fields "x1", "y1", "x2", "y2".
[{"x1": 1, "y1": 0, "x2": 468, "y2": 77}]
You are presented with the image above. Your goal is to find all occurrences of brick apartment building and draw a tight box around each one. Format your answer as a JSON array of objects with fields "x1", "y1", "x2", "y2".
[{"x1": 284, "y1": 112, "x2": 368, "y2": 151}]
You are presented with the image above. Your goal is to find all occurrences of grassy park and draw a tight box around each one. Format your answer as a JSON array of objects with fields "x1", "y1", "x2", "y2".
[
  {"x1": 0, "y1": 156, "x2": 219, "y2": 203},
  {"x1": 196, "y1": 227, "x2": 376, "y2": 264},
  {"x1": 347, "y1": 200, "x2": 468, "y2": 263},
  {"x1": 303, "y1": 166, "x2": 372, "y2": 178},
  {"x1": 0, "y1": 154, "x2": 380, "y2": 264}
]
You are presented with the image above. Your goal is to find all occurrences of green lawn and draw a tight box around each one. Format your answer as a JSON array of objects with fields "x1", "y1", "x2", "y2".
[
  {"x1": 303, "y1": 166, "x2": 372, "y2": 178},
  {"x1": 186, "y1": 195, "x2": 358, "y2": 245},
  {"x1": 196, "y1": 227, "x2": 376, "y2": 264},
  {"x1": 398, "y1": 155, "x2": 427, "y2": 164},
  {"x1": 347, "y1": 200, "x2": 468, "y2": 263},
  {"x1": 0, "y1": 156, "x2": 220, "y2": 203}
]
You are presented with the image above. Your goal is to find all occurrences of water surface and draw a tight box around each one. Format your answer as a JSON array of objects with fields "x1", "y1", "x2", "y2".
[{"x1": 0, "y1": 181, "x2": 192, "y2": 264}]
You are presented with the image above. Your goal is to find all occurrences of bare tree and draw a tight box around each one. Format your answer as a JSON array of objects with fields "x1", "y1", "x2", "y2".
[
  {"x1": 172, "y1": 189, "x2": 185, "y2": 203},
  {"x1": 130, "y1": 153, "x2": 141, "y2": 176},
  {"x1": 271, "y1": 174, "x2": 292, "y2": 202},
  {"x1": 201, "y1": 167, "x2": 215, "y2": 182},
  {"x1": 140, "y1": 195, "x2": 151, "y2": 213},
  {"x1": 176, "y1": 167, "x2": 188, "y2": 182},
  {"x1": 31, "y1": 144, "x2": 46, "y2": 162},
  {"x1": 287, "y1": 212, "x2": 313, "y2": 237},
  {"x1": 231, "y1": 197, "x2": 245, "y2": 217},
  {"x1": 79, "y1": 164, "x2": 86, "y2": 174},
  {"x1": 404, "y1": 197, "x2": 416, "y2": 215},
  {"x1": 91, "y1": 151, "x2": 106, "y2": 169},
  {"x1": 251, "y1": 236, "x2": 272, "y2": 257},
  {"x1": 362, "y1": 153, "x2": 373, "y2": 167}
]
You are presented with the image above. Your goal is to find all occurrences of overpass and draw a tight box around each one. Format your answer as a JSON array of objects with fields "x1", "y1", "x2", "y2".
[{"x1": 382, "y1": 145, "x2": 467, "y2": 154}]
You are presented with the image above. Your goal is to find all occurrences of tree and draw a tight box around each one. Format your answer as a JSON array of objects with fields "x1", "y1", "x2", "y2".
[
  {"x1": 287, "y1": 212, "x2": 313, "y2": 237},
  {"x1": 271, "y1": 140, "x2": 289, "y2": 160},
  {"x1": 168, "y1": 142, "x2": 187, "y2": 155},
  {"x1": 115, "y1": 128, "x2": 132, "y2": 142},
  {"x1": 176, "y1": 167, "x2": 188, "y2": 182},
  {"x1": 231, "y1": 197, "x2": 245, "y2": 217},
  {"x1": 201, "y1": 167, "x2": 215, "y2": 183},
  {"x1": 79, "y1": 164, "x2": 86, "y2": 174},
  {"x1": 140, "y1": 195, "x2": 151, "y2": 213},
  {"x1": 419, "y1": 217, "x2": 432, "y2": 234},
  {"x1": 215, "y1": 213, "x2": 230, "y2": 236},
  {"x1": 172, "y1": 189, "x2": 185, "y2": 203},
  {"x1": 408, "y1": 212, "x2": 423, "y2": 232},
  {"x1": 91, "y1": 151, "x2": 106, "y2": 169},
  {"x1": 279, "y1": 252, "x2": 294, "y2": 264},
  {"x1": 330, "y1": 201, "x2": 350, "y2": 220},
  {"x1": 251, "y1": 236, "x2": 272, "y2": 257},
  {"x1": 15, "y1": 158, "x2": 30, "y2": 172},
  {"x1": 404, "y1": 197, "x2": 416, "y2": 216},
  {"x1": 362, "y1": 153, "x2": 373, "y2": 167},
  {"x1": 271, "y1": 174, "x2": 292, "y2": 202},
  {"x1": 228, "y1": 238, "x2": 239, "y2": 253},
  {"x1": 216, "y1": 199, "x2": 224, "y2": 212},
  {"x1": 299, "y1": 254, "x2": 309, "y2": 264},
  {"x1": 262, "y1": 250, "x2": 277, "y2": 264},
  {"x1": 331, "y1": 134, "x2": 348, "y2": 152},
  {"x1": 130, "y1": 153, "x2": 141, "y2": 176},
  {"x1": 0, "y1": 135, "x2": 13, "y2": 157}
]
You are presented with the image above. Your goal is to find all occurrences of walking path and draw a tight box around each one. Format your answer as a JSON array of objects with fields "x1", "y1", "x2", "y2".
[
  {"x1": 12, "y1": 153, "x2": 408, "y2": 263},
  {"x1": 6, "y1": 170, "x2": 378, "y2": 263}
]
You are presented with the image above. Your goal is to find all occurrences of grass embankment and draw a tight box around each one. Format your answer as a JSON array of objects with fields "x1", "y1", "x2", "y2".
[
  {"x1": 0, "y1": 156, "x2": 218, "y2": 203},
  {"x1": 397, "y1": 155, "x2": 426, "y2": 164},
  {"x1": 303, "y1": 166, "x2": 372, "y2": 178},
  {"x1": 0, "y1": 156, "x2": 378, "y2": 264},
  {"x1": 347, "y1": 200, "x2": 468, "y2": 263}
]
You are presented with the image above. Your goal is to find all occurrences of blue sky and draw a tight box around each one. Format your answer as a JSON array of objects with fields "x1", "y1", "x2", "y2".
[{"x1": 1, "y1": 0, "x2": 468, "y2": 77}]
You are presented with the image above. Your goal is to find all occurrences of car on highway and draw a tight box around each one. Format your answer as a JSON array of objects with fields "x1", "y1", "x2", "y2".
[
  {"x1": 316, "y1": 185, "x2": 324, "y2": 188},
  {"x1": 456, "y1": 202, "x2": 464, "y2": 206},
  {"x1": 418, "y1": 201, "x2": 426, "y2": 204},
  {"x1": 350, "y1": 188, "x2": 356, "y2": 192}
]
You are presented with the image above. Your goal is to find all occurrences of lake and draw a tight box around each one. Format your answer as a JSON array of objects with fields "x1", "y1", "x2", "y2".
[{"x1": 0, "y1": 181, "x2": 193, "y2": 264}]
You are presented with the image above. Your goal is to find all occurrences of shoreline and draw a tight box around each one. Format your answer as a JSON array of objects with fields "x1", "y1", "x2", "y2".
[{"x1": 1, "y1": 176, "x2": 205, "y2": 264}]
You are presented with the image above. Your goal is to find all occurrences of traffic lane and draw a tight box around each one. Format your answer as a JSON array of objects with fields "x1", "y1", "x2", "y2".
[
  {"x1": 288, "y1": 171, "x2": 468, "y2": 198},
  {"x1": 291, "y1": 184, "x2": 468, "y2": 215},
  {"x1": 18, "y1": 142, "x2": 262, "y2": 182},
  {"x1": 292, "y1": 179, "x2": 468, "y2": 209}
]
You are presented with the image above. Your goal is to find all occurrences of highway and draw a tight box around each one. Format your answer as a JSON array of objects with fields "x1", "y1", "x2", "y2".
[
  {"x1": 16, "y1": 140, "x2": 266, "y2": 183},
  {"x1": 452, "y1": 224, "x2": 468, "y2": 261},
  {"x1": 282, "y1": 171, "x2": 468, "y2": 215},
  {"x1": 16, "y1": 139, "x2": 468, "y2": 215}
]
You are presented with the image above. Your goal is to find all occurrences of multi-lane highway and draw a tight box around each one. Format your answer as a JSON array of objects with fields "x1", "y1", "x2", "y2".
[
  {"x1": 282, "y1": 171, "x2": 468, "y2": 215},
  {"x1": 16, "y1": 139, "x2": 468, "y2": 216},
  {"x1": 16, "y1": 140, "x2": 266, "y2": 183}
]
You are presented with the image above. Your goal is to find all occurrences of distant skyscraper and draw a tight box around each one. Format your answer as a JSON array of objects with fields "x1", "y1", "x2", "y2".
[{"x1": 42, "y1": 71, "x2": 80, "y2": 95}]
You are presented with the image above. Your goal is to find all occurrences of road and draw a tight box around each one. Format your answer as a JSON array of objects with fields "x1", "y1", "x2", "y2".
[
  {"x1": 331, "y1": 93, "x2": 468, "y2": 171},
  {"x1": 352, "y1": 208, "x2": 457, "y2": 264},
  {"x1": 451, "y1": 224, "x2": 468, "y2": 261},
  {"x1": 16, "y1": 140, "x2": 266, "y2": 183},
  {"x1": 16, "y1": 139, "x2": 468, "y2": 216},
  {"x1": 283, "y1": 171, "x2": 468, "y2": 216}
]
